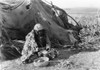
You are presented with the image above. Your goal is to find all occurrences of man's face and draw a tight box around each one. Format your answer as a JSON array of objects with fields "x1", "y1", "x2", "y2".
[{"x1": 35, "y1": 29, "x2": 46, "y2": 37}]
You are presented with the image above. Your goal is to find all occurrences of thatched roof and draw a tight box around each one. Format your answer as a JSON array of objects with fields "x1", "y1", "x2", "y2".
[{"x1": 0, "y1": 0, "x2": 81, "y2": 45}]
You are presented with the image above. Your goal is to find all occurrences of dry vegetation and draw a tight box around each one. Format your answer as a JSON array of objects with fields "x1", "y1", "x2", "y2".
[{"x1": 68, "y1": 11, "x2": 100, "y2": 50}]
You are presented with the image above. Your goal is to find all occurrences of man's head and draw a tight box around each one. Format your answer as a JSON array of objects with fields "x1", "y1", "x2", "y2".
[
  {"x1": 34, "y1": 23, "x2": 46, "y2": 36},
  {"x1": 34, "y1": 23, "x2": 44, "y2": 31}
]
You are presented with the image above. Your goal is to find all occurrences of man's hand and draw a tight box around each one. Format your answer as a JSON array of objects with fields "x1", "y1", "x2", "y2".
[{"x1": 46, "y1": 44, "x2": 50, "y2": 51}]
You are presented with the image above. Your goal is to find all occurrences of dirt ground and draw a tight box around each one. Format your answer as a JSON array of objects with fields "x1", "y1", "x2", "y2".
[{"x1": 1, "y1": 48, "x2": 100, "y2": 70}]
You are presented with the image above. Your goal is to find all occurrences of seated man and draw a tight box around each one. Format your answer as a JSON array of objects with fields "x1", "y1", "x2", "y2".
[
  {"x1": 21, "y1": 23, "x2": 51, "y2": 64},
  {"x1": 33, "y1": 23, "x2": 51, "y2": 50}
]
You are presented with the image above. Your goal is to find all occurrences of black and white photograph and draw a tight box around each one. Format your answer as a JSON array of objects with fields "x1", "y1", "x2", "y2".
[{"x1": 0, "y1": 0, "x2": 100, "y2": 70}]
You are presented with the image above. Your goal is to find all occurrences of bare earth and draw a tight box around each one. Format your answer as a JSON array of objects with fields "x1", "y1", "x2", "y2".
[{"x1": 1, "y1": 48, "x2": 100, "y2": 70}]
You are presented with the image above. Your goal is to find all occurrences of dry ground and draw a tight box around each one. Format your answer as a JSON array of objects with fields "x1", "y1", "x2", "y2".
[{"x1": 1, "y1": 48, "x2": 100, "y2": 70}]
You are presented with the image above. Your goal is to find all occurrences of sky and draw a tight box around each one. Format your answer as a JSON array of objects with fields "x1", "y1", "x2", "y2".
[{"x1": 45, "y1": 0, "x2": 100, "y2": 8}]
